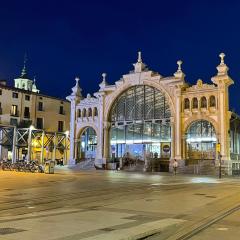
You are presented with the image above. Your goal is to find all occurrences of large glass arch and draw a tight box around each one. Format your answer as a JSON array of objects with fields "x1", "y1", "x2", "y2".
[
  {"x1": 109, "y1": 85, "x2": 172, "y2": 170},
  {"x1": 186, "y1": 120, "x2": 216, "y2": 161},
  {"x1": 110, "y1": 85, "x2": 171, "y2": 122}
]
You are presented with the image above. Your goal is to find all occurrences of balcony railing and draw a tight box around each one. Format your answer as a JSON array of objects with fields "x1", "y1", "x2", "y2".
[
  {"x1": 59, "y1": 110, "x2": 65, "y2": 115},
  {"x1": 24, "y1": 113, "x2": 30, "y2": 119},
  {"x1": 10, "y1": 110, "x2": 19, "y2": 117}
]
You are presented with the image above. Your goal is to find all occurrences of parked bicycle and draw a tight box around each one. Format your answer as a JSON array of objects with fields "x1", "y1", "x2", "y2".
[
  {"x1": 1, "y1": 159, "x2": 44, "y2": 173},
  {"x1": 1, "y1": 159, "x2": 14, "y2": 171}
]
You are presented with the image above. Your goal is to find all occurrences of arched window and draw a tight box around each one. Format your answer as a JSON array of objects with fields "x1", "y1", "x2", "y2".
[
  {"x1": 201, "y1": 97, "x2": 207, "y2": 108},
  {"x1": 184, "y1": 98, "x2": 190, "y2": 110},
  {"x1": 186, "y1": 120, "x2": 216, "y2": 160},
  {"x1": 88, "y1": 108, "x2": 92, "y2": 117},
  {"x1": 94, "y1": 107, "x2": 98, "y2": 117},
  {"x1": 209, "y1": 96, "x2": 216, "y2": 107},
  {"x1": 110, "y1": 85, "x2": 171, "y2": 122},
  {"x1": 77, "y1": 127, "x2": 97, "y2": 159},
  {"x1": 78, "y1": 109, "x2": 81, "y2": 118},
  {"x1": 82, "y1": 108, "x2": 86, "y2": 117},
  {"x1": 22, "y1": 83, "x2": 25, "y2": 88},
  {"x1": 192, "y1": 98, "x2": 198, "y2": 109}
]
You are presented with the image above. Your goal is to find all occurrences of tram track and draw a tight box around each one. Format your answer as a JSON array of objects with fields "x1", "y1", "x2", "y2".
[
  {"x1": 175, "y1": 204, "x2": 240, "y2": 240},
  {"x1": 0, "y1": 183, "x2": 155, "y2": 216}
]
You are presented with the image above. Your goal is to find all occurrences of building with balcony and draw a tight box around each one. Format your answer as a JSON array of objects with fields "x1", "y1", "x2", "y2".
[{"x1": 0, "y1": 61, "x2": 70, "y2": 163}]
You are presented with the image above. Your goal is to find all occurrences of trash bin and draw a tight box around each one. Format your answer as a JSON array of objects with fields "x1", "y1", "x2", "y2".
[{"x1": 44, "y1": 160, "x2": 55, "y2": 174}]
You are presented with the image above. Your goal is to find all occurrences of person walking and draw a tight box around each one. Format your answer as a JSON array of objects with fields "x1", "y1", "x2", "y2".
[{"x1": 173, "y1": 159, "x2": 178, "y2": 175}]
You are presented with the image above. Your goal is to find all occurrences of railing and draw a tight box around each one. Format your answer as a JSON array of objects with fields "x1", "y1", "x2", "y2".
[
  {"x1": 10, "y1": 110, "x2": 19, "y2": 117},
  {"x1": 230, "y1": 152, "x2": 240, "y2": 160},
  {"x1": 24, "y1": 113, "x2": 30, "y2": 119},
  {"x1": 59, "y1": 110, "x2": 65, "y2": 115}
]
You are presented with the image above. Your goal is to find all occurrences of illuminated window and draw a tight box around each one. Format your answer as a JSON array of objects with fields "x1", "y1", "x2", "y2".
[
  {"x1": 109, "y1": 85, "x2": 171, "y2": 159},
  {"x1": 11, "y1": 105, "x2": 18, "y2": 116},
  {"x1": 186, "y1": 120, "x2": 216, "y2": 160}
]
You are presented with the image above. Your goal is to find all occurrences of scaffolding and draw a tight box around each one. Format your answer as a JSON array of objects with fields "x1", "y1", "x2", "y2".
[{"x1": 0, "y1": 124, "x2": 70, "y2": 164}]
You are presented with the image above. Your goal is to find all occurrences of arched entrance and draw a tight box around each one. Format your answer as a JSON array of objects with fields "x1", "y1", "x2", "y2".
[
  {"x1": 76, "y1": 127, "x2": 97, "y2": 161},
  {"x1": 186, "y1": 120, "x2": 217, "y2": 164},
  {"x1": 109, "y1": 85, "x2": 172, "y2": 171}
]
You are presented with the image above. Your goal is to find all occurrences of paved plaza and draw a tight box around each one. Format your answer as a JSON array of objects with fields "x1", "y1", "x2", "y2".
[{"x1": 0, "y1": 168, "x2": 240, "y2": 240}]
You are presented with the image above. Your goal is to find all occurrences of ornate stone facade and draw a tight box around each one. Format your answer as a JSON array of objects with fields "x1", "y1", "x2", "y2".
[{"x1": 67, "y1": 52, "x2": 237, "y2": 175}]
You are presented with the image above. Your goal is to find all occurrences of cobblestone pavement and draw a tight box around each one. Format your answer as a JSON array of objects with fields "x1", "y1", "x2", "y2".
[{"x1": 0, "y1": 168, "x2": 240, "y2": 240}]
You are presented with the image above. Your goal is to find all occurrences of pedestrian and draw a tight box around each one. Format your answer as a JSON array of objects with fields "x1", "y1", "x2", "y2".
[{"x1": 173, "y1": 159, "x2": 178, "y2": 175}]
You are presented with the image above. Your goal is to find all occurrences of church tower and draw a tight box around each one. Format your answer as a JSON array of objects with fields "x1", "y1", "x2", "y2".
[{"x1": 14, "y1": 55, "x2": 39, "y2": 93}]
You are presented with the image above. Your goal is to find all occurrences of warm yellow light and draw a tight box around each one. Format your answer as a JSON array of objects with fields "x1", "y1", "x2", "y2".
[
  {"x1": 65, "y1": 130, "x2": 69, "y2": 136},
  {"x1": 32, "y1": 139, "x2": 38, "y2": 147},
  {"x1": 29, "y1": 125, "x2": 35, "y2": 131}
]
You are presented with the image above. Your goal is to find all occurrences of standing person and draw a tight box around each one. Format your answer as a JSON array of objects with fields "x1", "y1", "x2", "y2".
[{"x1": 173, "y1": 159, "x2": 178, "y2": 175}]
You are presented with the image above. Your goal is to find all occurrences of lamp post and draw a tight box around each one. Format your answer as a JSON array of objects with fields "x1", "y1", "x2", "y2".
[
  {"x1": 27, "y1": 125, "x2": 35, "y2": 162},
  {"x1": 216, "y1": 140, "x2": 221, "y2": 179}
]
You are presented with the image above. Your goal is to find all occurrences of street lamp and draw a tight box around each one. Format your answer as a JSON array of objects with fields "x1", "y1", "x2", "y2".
[
  {"x1": 29, "y1": 125, "x2": 35, "y2": 131},
  {"x1": 27, "y1": 125, "x2": 35, "y2": 162}
]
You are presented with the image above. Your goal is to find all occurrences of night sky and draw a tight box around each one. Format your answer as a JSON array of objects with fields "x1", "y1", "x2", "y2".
[{"x1": 0, "y1": 1, "x2": 239, "y2": 112}]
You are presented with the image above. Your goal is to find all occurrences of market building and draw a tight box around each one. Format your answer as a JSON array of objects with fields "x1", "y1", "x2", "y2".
[{"x1": 67, "y1": 52, "x2": 240, "y2": 175}]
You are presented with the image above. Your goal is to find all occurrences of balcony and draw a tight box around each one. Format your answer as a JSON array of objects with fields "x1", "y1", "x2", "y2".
[
  {"x1": 10, "y1": 110, "x2": 19, "y2": 117},
  {"x1": 24, "y1": 113, "x2": 30, "y2": 119},
  {"x1": 59, "y1": 110, "x2": 65, "y2": 115}
]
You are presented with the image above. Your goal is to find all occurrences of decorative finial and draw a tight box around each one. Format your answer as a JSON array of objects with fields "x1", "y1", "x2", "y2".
[
  {"x1": 174, "y1": 60, "x2": 185, "y2": 79},
  {"x1": 99, "y1": 72, "x2": 108, "y2": 90},
  {"x1": 219, "y1": 53, "x2": 225, "y2": 64},
  {"x1": 197, "y1": 79, "x2": 203, "y2": 87},
  {"x1": 102, "y1": 73, "x2": 107, "y2": 82},
  {"x1": 20, "y1": 53, "x2": 28, "y2": 78},
  {"x1": 75, "y1": 76, "x2": 80, "y2": 84},
  {"x1": 177, "y1": 60, "x2": 183, "y2": 72},
  {"x1": 138, "y1": 51, "x2": 142, "y2": 63}
]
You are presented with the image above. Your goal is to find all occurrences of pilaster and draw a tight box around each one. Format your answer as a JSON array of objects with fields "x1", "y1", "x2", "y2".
[{"x1": 66, "y1": 77, "x2": 82, "y2": 165}]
